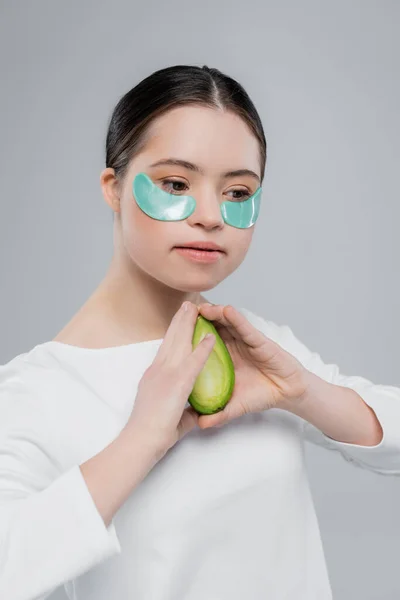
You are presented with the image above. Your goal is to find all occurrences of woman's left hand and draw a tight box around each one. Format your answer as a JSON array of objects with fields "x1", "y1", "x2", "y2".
[{"x1": 195, "y1": 303, "x2": 311, "y2": 429}]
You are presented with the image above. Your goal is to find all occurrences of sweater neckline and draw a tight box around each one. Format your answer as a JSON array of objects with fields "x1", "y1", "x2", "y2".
[{"x1": 38, "y1": 337, "x2": 164, "y2": 355}]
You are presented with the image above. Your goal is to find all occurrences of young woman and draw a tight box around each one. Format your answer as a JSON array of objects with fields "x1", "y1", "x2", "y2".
[{"x1": 1, "y1": 64, "x2": 399, "y2": 600}]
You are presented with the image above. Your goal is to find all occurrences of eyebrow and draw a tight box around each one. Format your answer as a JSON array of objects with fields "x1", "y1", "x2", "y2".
[{"x1": 148, "y1": 158, "x2": 261, "y2": 183}]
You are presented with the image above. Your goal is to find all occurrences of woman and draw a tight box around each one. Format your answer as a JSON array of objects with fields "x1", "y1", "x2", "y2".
[{"x1": 1, "y1": 64, "x2": 399, "y2": 600}]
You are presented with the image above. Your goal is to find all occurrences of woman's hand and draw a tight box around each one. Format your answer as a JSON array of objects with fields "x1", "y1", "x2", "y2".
[
  {"x1": 196, "y1": 303, "x2": 311, "y2": 429},
  {"x1": 126, "y1": 301, "x2": 217, "y2": 458}
]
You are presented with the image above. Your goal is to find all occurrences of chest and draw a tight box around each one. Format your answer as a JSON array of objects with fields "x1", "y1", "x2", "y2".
[
  {"x1": 40, "y1": 360, "x2": 306, "y2": 534},
  {"x1": 113, "y1": 409, "x2": 305, "y2": 539}
]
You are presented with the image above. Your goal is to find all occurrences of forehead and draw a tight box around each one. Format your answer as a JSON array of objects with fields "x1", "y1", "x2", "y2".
[{"x1": 135, "y1": 105, "x2": 261, "y2": 176}]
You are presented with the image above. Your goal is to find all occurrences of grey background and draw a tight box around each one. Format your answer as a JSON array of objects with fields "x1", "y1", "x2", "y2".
[{"x1": 1, "y1": 1, "x2": 399, "y2": 598}]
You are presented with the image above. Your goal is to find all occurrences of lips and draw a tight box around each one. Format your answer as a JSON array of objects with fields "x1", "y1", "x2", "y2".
[
  {"x1": 173, "y1": 246, "x2": 224, "y2": 263},
  {"x1": 174, "y1": 242, "x2": 225, "y2": 253},
  {"x1": 176, "y1": 247, "x2": 221, "y2": 252}
]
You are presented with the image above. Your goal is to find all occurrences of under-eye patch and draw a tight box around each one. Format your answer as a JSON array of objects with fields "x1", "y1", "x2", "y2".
[
  {"x1": 133, "y1": 172, "x2": 196, "y2": 221},
  {"x1": 220, "y1": 186, "x2": 262, "y2": 229}
]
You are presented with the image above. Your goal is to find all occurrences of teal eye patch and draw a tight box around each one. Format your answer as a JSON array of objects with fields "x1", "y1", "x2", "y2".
[
  {"x1": 132, "y1": 172, "x2": 262, "y2": 228},
  {"x1": 133, "y1": 172, "x2": 196, "y2": 221},
  {"x1": 220, "y1": 186, "x2": 262, "y2": 229}
]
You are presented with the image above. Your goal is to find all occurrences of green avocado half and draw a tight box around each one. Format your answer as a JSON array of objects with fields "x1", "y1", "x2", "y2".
[{"x1": 188, "y1": 315, "x2": 235, "y2": 415}]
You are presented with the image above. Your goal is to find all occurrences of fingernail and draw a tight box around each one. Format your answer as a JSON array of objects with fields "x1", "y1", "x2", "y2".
[{"x1": 182, "y1": 301, "x2": 190, "y2": 311}]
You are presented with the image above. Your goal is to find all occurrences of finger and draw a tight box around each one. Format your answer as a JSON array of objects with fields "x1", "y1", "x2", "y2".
[
  {"x1": 199, "y1": 304, "x2": 266, "y2": 349},
  {"x1": 156, "y1": 301, "x2": 186, "y2": 360},
  {"x1": 197, "y1": 398, "x2": 240, "y2": 429},
  {"x1": 170, "y1": 334, "x2": 217, "y2": 414},
  {"x1": 212, "y1": 323, "x2": 235, "y2": 345},
  {"x1": 156, "y1": 301, "x2": 198, "y2": 364},
  {"x1": 177, "y1": 406, "x2": 199, "y2": 441},
  {"x1": 198, "y1": 303, "x2": 231, "y2": 327},
  {"x1": 168, "y1": 302, "x2": 200, "y2": 366},
  {"x1": 198, "y1": 304, "x2": 239, "y2": 342},
  {"x1": 184, "y1": 332, "x2": 216, "y2": 384}
]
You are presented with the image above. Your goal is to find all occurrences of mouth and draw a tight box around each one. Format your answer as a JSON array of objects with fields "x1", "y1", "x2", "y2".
[
  {"x1": 173, "y1": 245, "x2": 225, "y2": 263},
  {"x1": 175, "y1": 246, "x2": 224, "y2": 252},
  {"x1": 174, "y1": 241, "x2": 225, "y2": 252}
]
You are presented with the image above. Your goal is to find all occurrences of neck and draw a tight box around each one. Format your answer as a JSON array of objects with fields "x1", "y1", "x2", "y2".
[
  {"x1": 55, "y1": 250, "x2": 210, "y2": 348},
  {"x1": 98, "y1": 253, "x2": 207, "y2": 334}
]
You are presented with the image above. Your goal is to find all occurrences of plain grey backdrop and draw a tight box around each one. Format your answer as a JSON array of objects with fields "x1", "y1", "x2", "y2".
[{"x1": 1, "y1": 1, "x2": 399, "y2": 598}]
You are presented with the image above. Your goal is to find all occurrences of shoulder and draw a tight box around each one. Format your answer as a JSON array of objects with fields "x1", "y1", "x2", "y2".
[
  {"x1": 0, "y1": 351, "x2": 47, "y2": 432},
  {"x1": 0, "y1": 350, "x2": 35, "y2": 400},
  {"x1": 0, "y1": 343, "x2": 73, "y2": 432},
  {"x1": 1, "y1": 342, "x2": 56, "y2": 391}
]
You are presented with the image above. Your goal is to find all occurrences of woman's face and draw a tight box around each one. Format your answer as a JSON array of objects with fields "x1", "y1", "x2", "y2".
[{"x1": 114, "y1": 105, "x2": 262, "y2": 292}]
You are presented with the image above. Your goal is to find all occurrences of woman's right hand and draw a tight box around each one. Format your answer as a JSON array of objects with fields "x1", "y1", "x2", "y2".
[{"x1": 125, "y1": 301, "x2": 216, "y2": 459}]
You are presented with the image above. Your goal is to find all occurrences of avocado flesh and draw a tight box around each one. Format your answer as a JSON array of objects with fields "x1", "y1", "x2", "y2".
[{"x1": 188, "y1": 315, "x2": 235, "y2": 415}]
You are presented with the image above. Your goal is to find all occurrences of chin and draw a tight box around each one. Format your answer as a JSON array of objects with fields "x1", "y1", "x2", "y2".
[{"x1": 164, "y1": 272, "x2": 226, "y2": 292}]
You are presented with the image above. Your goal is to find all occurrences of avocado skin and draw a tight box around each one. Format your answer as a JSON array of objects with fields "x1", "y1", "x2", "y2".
[{"x1": 188, "y1": 315, "x2": 235, "y2": 415}]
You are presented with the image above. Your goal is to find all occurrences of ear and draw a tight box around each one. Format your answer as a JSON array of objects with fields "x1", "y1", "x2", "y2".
[{"x1": 100, "y1": 168, "x2": 121, "y2": 214}]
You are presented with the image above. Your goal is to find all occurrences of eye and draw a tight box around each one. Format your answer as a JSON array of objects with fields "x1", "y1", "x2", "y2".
[
  {"x1": 226, "y1": 188, "x2": 251, "y2": 201},
  {"x1": 161, "y1": 178, "x2": 189, "y2": 194},
  {"x1": 160, "y1": 179, "x2": 252, "y2": 201}
]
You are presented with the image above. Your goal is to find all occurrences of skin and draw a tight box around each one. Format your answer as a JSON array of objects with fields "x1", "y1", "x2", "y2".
[{"x1": 53, "y1": 105, "x2": 262, "y2": 348}]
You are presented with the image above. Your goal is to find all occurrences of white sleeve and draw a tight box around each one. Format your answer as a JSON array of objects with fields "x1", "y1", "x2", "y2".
[
  {"x1": 0, "y1": 385, "x2": 121, "y2": 600},
  {"x1": 240, "y1": 308, "x2": 400, "y2": 476}
]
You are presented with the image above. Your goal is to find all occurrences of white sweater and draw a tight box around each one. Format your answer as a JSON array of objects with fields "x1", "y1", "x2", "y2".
[{"x1": 1, "y1": 307, "x2": 400, "y2": 600}]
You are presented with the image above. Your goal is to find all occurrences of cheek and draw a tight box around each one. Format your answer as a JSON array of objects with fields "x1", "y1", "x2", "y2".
[
  {"x1": 228, "y1": 228, "x2": 254, "y2": 259},
  {"x1": 121, "y1": 201, "x2": 174, "y2": 260}
]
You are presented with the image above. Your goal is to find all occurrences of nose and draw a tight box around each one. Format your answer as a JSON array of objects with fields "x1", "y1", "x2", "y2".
[{"x1": 186, "y1": 189, "x2": 224, "y2": 230}]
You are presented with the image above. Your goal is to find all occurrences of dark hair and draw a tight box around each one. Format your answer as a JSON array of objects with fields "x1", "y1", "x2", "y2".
[{"x1": 105, "y1": 64, "x2": 267, "y2": 188}]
